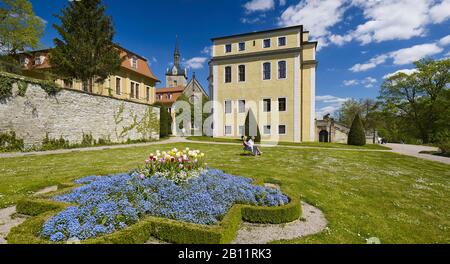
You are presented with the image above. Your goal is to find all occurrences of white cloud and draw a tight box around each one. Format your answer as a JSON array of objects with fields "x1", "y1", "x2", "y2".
[
  {"x1": 279, "y1": 0, "x2": 287, "y2": 6},
  {"x1": 316, "y1": 95, "x2": 349, "y2": 103},
  {"x1": 439, "y1": 35, "x2": 450, "y2": 46},
  {"x1": 350, "y1": 41, "x2": 444, "y2": 72},
  {"x1": 430, "y1": 0, "x2": 450, "y2": 23},
  {"x1": 343, "y1": 79, "x2": 358, "y2": 86},
  {"x1": 201, "y1": 46, "x2": 212, "y2": 56},
  {"x1": 363, "y1": 77, "x2": 377, "y2": 88},
  {"x1": 343, "y1": 77, "x2": 377, "y2": 88},
  {"x1": 244, "y1": 0, "x2": 275, "y2": 12},
  {"x1": 183, "y1": 57, "x2": 208, "y2": 69},
  {"x1": 278, "y1": 0, "x2": 348, "y2": 50},
  {"x1": 383, "y1": 69, "x2": 418, "y2": 79},
  {"x1": 390, "y1": 43, "x2": 443, "y2": 65},
  {"x1": 316, "y1": 95, "x2": 350, "y2": 118},
  {"x1": 276, "y1": 0, "x2": 450, "y2": 49},
  {"x1": 347, "y1": 0, "x2": 431, "y2": 45},
  {"x1": 350, "y1": 54, "x2": 388, "y2": 72}
]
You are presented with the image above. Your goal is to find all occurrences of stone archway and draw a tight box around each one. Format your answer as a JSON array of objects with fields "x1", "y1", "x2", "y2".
[{"x1": 319, "y1": 130, "x2": 329, "y2": 143}]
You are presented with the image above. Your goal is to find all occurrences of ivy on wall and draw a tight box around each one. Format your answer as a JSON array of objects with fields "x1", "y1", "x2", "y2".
[
  {"x1": 0, "y1": 71, "x2": 61, "y2": 100},
  {"x1": 113, "y1": 103, "x2": 159, "y2": 141},
  {"x1": 136, "y1": 106, "x2": 160, "y2": 139},
  {"x1": 0, "y1": 131, "x2": 24, "y2": 152}
]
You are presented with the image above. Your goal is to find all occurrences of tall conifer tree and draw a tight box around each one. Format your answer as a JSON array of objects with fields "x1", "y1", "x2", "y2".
[{"x1": 50, "y1": 0, "x2": 122, "y2": 91}]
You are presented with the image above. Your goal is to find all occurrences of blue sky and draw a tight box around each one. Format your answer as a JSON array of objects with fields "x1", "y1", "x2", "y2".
[{"x1": 30, "y1": 0, "x2": 450, "y2": 117}]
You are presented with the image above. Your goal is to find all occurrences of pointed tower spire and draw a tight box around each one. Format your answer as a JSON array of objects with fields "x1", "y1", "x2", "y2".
[{"x1": 174, "y1": 35, "x2": 180, "y2": 68}]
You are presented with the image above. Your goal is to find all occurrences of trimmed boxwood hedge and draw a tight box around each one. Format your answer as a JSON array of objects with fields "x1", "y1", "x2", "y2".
[{"x1": 9, "y1": 188, "x2": 301, "y2": 244}]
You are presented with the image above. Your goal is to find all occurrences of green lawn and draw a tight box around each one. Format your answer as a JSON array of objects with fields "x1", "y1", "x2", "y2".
[
  {"x1": 186, "y1": 136, "x2": 391, "y2": 150},
  {"x1": 0, "y1": 143, "x2": 448, "y2": 243}
]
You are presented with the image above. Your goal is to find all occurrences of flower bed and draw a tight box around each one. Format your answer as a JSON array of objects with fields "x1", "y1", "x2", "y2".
[
  {"x1": 41, "y1": 169, "x2": 288, "y2": 242},
  {"x1": 7, "y1": 148, "x2": 301, "y2": 244}
]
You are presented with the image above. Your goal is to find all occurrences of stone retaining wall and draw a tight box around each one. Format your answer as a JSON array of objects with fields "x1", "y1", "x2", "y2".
[{"x1": 0, "y1": 82, "x2": 159, "y2": 148}]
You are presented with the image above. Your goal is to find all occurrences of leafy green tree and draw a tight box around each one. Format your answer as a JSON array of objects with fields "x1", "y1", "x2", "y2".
[
  {"x1": 244, "y1": 109, "x2": 261, "y2": 143},
  {"x1": 154, "y1": 102, "x2": 171, "y2": 137},
  {"x1": 49, "y1": 0, "x2": 122, "y2": 91},
  {"x1": 347, "y1": 114, "x2": 366, "y2": 146},
  {"x1": 378, "y1": 58, "x2": 450, "y2": 143},
  {"x1": 0, "y1": 0, "x2": 44, "y2": 72},
  {"x1": 175, "y1": 93, "x2": 209, "y2": 135},
  {"x1": 338, "y1": 98, "x2": 378, "y2": 132}
]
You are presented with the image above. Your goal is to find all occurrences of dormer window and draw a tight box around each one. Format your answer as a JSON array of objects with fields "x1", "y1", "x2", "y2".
[
  {"x1": 20, "y1": 57, "x2": 29, "y2": 67},
  {"x1": 131, "y1": 56, "x2": 138, "y2": 69},
  {"x1": 34, "y1": 55, "x2": 45, "y2": 65}
]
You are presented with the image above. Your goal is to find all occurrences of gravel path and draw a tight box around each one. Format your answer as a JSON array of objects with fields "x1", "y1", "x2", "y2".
[
  {"x1": 232, "y1": 202, "x2": 327, "y2": 244},
  {"x1": 387, "y1": 143, "x2": 450, "y2": 165},
  {"x1": 0, "y1": 206, "x2": 27, "y2": 244},
  {"x1": 145, "y1": 202, "x2": 327, "y2": 244},
  {"x1": 0, "y1": 137, "x2": 180, "y2": 158},
  {"x1": 0, "y1": 137, "x2": 393, "y2": 159}
]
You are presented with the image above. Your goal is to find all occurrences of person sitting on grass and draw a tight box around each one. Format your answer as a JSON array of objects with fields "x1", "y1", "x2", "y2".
[{"x1": 242, "y1": 136, "x2": 262, "y2": 156}]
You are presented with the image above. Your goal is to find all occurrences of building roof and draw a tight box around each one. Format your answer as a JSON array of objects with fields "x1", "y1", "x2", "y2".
[
  {"x1": 118, "y1": 48, "x2": 159, "y2": 81},
  {"x1": 155, "y1": 86, "x2": 185, "y2": 93},
  {"x1": 155, "y1": 86, "x2": 184, "y2": 105},
  {"x1": 211, "y1": 25, "x2": 303, "y2": 41},
  {"x1": 184, "y1": 73, "x2": 209, "y2": 99},
  {"x1": 18, "y1": 46, "x2": 159, "y2": 82}
]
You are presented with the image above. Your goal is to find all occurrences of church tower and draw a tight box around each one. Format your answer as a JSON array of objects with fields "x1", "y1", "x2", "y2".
[{"x1": 166, "y1": 36, "x2": 188, "y2": 87}]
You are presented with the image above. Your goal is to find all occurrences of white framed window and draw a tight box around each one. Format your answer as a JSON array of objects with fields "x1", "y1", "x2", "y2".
[
  {"x1": 135, "y1": 83, "x2": 140, "y2": 99},
  {"x1": 263, "y1": 38, "x2": 271, "y2": 48},
  {"x1": 262, "y1": 62, "x2": 271, "y2": 80},
  {"x1": 278, "y1": 36, "x2": 287, "y2": 47},
  {"x1": 278, "y1": 97, "x2": 287, "y2": 112},
  {"x1": 224, "y1": 100, "x2": 232, "y2": 114},
  {"x1": 239, "y1": 42, "x2": 245, "y2": 51},
  {"x1": 263, "y1": 125, "x2": 271, "y2": 135},
  {"x1": 146, "y1": 86, "x2": 150, "y2": 101},
  {"x1": 239, "y1": 125, "x2": 244, "y2": 136},
  {"x1": 20, "y1": 57, "x2": 29, "y2": 66},
  {"x1": 278, "y1": 60, "x2": 287, "y2": 79},
  {"x1": 225, "y1": 125, "x2": 232, "y2": 135},
  {"x1": 168, "y1": 93, "x2": 173, "y2": 99},
  {"x1": 238, "y1": 99, "x2": 246, "y2": 113},
  {"x1": 263, "y1": 98, "x2": 271, "y2": 112},
  {"x1": 225, "y1": 66, "x2": 232, "y2": 83},
  {"x1": 238, "y1": 65, "x2": 245, "y2": 82},
  {"x1": 225, "y1": 44, "x2": 232, "y2": 53},
  {"x1": 168, "y1": 107, "x2": 172, "y2": 113},
  {"x1": 131, "y1": 56, "x2": 138, "y2": 69},
  {"x1": 115, "y1": 77, "x2": 121, "y2": 95},
  {"x1": 130, "y1": 82, "x2": 135, "y2": 98},
  {"x1": 278, "y1": 125, "x2": 286, "y2": 135}
]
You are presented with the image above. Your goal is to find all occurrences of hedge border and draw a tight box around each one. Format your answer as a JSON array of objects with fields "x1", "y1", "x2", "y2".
[{"x1": 8, "y1": 185, "x2": 301, "y2": 244}]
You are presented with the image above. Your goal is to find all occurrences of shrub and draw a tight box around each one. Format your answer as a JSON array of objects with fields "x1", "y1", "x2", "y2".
[
  {"x1": 153, "y1": 102, "x2": 171, "y2": 137},
  {"x1": 245, "y1": 109, "x2": 261, "y2": 143},
  {"x1": 347, "y1": 114, "x2": 366, "y2": 146},
  {"x1": 81, "y1": 133, "x2": 95, "y2": 146},
  {"x1": 0, "y1": 131, "x2": 24, "y2": 152},
  {"x1": 433, "y1": 131, "x2": 450, "y2": 154},
  {"x1": 41, "y1": 133, "x2": 70, "y2": 150}
]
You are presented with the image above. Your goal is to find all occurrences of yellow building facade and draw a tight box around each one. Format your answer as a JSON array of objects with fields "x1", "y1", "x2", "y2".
[
  {"x1": 209, "y1": 25, "x2": 317, "y2": 142},
  {"x1": 18, "y1": 46, "x2": 159, "y2": 105}
]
